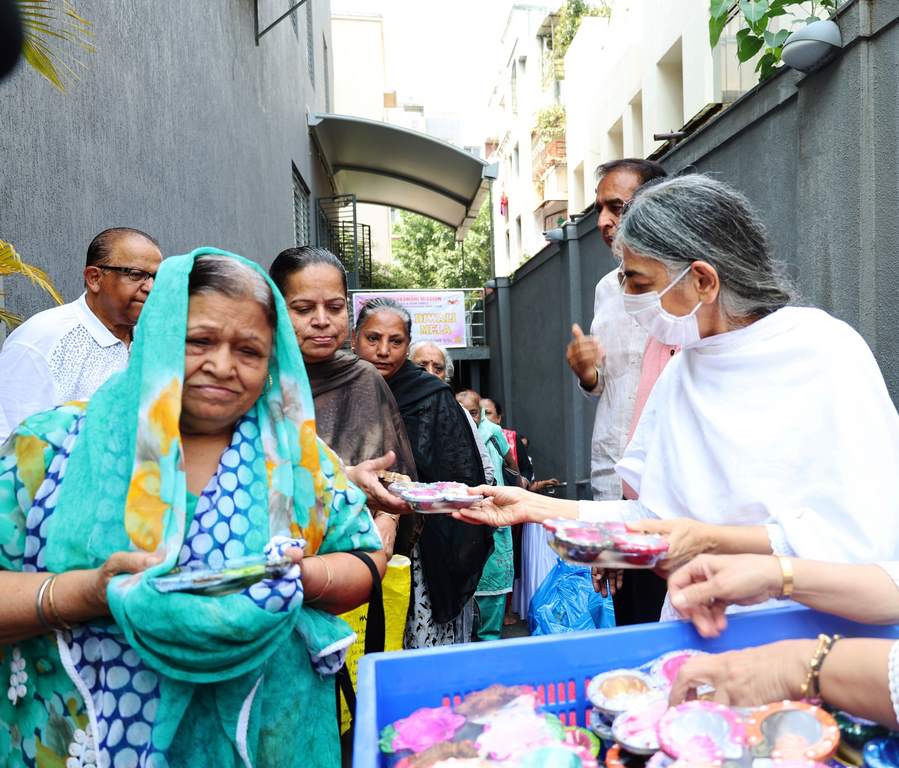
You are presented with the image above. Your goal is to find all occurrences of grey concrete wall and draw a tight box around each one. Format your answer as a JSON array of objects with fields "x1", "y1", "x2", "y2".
[
  {"x1": 0, "y1": 0, "x2": 333, "y2": 322},
  {"x1": 488, "y1": 0, "x2": 899, "y2": 497},
  {"x1": 662, "y1": 0, "x2": 899, "y2": 398}
]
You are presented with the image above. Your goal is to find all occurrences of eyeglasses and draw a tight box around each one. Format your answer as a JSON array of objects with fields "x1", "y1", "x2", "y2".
[{"x1": 99, "y1": 265, "x2": 157, "y2": 284}]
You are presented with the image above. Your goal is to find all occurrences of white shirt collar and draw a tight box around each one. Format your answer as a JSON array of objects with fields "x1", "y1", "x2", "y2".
[{"x1": 74, "y1": 293, "x2": 125, "y2": 348}]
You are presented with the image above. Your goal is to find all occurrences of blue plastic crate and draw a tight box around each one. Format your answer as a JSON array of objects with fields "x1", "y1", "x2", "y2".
[{"x1": 354, "y1": 606, "x2": 899, "y2": 767}]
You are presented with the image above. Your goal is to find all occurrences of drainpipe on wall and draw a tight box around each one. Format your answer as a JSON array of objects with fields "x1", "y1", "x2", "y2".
[
  {"x1": 494, "y1": 276, "x2": 514, "y2": 430},
  {"x1": 561, "y1": 220, "x2": 587, "y2": 500}
]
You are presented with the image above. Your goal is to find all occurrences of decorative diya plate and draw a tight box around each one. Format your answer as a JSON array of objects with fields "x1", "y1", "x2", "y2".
[
  {"x1": 612, "y1": 697, "x2": 668, "y2": 755},
  {"x1": 588, "y1": 708, "x2": 615, "y2": 741},
  {"x1": 387, "y1": 481, "x2": 483, "y2": 514},
  {"x1": 657, "y1": 700, "x2": 746, "y2": 763},
  {"x1": 587, "y1": 669, "x2": 658, "y2": 717},
  {"x1": 744, "y1": 701, "x2": 840, "y2": 763},
  {"x1": 544, "y1": 520, "x2": 668, "y2": 568},
  {"x1": 649, "y1": 650, "x2": 706, "y2": 689}
]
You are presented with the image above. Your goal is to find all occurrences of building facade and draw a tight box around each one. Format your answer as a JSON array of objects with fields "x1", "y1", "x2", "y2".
[
  {"x1": 488, "y1": 0, "x2": 768, "y2": 276},
  {"x1": 1, "y1": 0, "x2": 333, "y2": 323}
]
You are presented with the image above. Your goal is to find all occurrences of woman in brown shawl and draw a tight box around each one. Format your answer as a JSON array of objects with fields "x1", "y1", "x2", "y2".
[
  {"x1": 354, "y1": 298, "x2": 493, "y2": 648},
  {"x1": 269, "y1": 247, "x2": 416, "y2": 556}
]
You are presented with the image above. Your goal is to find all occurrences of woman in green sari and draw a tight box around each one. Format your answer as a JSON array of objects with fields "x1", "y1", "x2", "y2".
[{"x1": 0, "y1": 248, "x2": 383, "y2": 767}]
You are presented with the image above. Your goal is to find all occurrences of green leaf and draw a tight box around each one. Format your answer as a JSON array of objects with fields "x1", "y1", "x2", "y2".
[
  {"x1": 755, "y1": 50, "x2": 780, "y2": 79},
  {"x1": 739, "y1": 0, "x2": 769, "y2": 23},
  {"x1": 764, "y1": 28, "x2": 790, "y2": 48},
  {"x1": 736, "y1": 29, "x2": 764, "y2": 61},
  {"x1": 709, "y1": 13, "x2": 729, "y2": 48},
  {"x1": 710, "y1": 0, "x2": 732, "y2": 19}
]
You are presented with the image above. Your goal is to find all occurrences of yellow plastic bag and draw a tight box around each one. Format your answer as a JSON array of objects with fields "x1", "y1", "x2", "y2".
[{"x1": 338, "y1": 554, "x2": 411, "y2": 733}]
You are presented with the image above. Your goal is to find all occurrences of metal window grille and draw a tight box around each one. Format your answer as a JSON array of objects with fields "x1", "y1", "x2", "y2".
[
  {"x1": 306, "y1": 1, "x2": 315, "y2": 83},
  {"x1": 293, "y1": 168, "x2": 310, "y2": 246},
  {"x1": 316, "y1": 195, "x2": 372, "y2": 289}
]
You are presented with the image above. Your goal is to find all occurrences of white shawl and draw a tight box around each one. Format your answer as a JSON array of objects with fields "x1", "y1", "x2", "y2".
[{"x1": 615, "y1": 306, "x2": 899, "y2": 564}]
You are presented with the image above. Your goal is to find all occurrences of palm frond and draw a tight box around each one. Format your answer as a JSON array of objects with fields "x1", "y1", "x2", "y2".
[
  {"x1": 16, "y1": 0, "x2": 94, "y2": 92},
  {"x1": 0, "y1": 308, "x2": 24, "y2": 330},
  {"x1": 0, "y1": 240, "x2": 64, "y2": 305}
]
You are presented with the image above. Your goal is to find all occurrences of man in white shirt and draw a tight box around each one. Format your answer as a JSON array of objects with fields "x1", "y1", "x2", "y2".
[
  {"x1": 0, "y1": 227, "x2": 162, "y2": 442},
  {"x1": 565, "y1": 159, "x2": 667, "y2": 624}
]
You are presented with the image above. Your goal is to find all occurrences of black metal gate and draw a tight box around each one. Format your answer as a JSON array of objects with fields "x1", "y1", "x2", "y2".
[{"x1": 315, "y1": 194, "x2": 372, "y2": 289}]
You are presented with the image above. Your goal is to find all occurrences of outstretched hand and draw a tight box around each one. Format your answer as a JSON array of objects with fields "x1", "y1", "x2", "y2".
[
  {"x1": 451, "y1": 484, "x2": 542, "y2": 527},
  {"x1": 345, "y1": 451, "x2": 412, "y2": 515}
]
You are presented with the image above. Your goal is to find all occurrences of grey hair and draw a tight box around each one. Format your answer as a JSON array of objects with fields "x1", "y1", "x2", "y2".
[
  {"x1": 408, "y1": 340, "x2": 455, "y2": 382},
  {"x1": 615, "y1": 174, "x2": 794, "y2": 322},
  {"x1": 355, "y1": 297, "x2": 412, "y2": 340},
  {"x1": 188, "y1": 254, "x2": 277, "y2": 328}
]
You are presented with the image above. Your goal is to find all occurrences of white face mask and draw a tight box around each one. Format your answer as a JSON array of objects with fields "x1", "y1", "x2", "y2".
[{"x1": 621, "y1": 265, "x2": 703, "y2": 348}]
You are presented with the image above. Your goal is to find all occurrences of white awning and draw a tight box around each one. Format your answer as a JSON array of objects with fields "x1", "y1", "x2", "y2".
[{"x1": 309, "y1": 113, "x2": 497, "y2": 240}]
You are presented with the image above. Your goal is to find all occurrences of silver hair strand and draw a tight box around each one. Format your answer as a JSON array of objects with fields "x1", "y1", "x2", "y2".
[{"x1": 614, "y1": 174, "x2": 794, "y2": 322}]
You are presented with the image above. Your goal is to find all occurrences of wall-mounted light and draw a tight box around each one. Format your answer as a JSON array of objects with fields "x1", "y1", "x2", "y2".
[
  {"x1": 781, "y1": 19, "x2": 842, "y2": 73},
  {"x1": 543, "y1": 227, "x2": 565, "y2": 242}
]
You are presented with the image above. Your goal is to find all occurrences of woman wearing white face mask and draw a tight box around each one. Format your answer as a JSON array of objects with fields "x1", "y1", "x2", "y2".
[{"x1": 454, "y1": 174, "x2": 899, "y2": 621}]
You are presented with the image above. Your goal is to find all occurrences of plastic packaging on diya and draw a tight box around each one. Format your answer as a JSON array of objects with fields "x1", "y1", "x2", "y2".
[
  {"x1": 544, "y1": 520, "x2": 668, "y2": 568},
  {"x1": 387, "y1": 481, "x2": 484, "y2": 514}
]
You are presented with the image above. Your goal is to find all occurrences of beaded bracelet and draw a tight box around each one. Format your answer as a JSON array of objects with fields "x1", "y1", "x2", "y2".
[{"x1": 800, "y1": 633, "x2": 842, "y2": 701}]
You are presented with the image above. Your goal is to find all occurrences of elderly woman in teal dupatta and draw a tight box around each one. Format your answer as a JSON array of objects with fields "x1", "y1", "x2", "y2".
[{"x1": 0, "y1": 248, "x2": 382, "y2": 767}]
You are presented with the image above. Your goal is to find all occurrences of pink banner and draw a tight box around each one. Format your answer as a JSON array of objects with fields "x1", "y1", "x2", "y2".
[{"x1": 353, "y1": 291, "x2": 468, "y2": 348}]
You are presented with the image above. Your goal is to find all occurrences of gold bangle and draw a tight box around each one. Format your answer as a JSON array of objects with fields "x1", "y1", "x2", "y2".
[
  {"x1": 305, "y1": 555, "x2": 333, "y2": 604},
  {"x1": 800, "y1": 633, "x2": 841, "y2": 701},
  {"x1": 778, "y1": 556, "x2": 794, "y2": 599},
  {"x1": 47, "y1": 574, "x2": 73, "y2": 630}
]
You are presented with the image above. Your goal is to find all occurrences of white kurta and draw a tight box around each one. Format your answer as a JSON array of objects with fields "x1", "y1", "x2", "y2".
[{"x1": 590, "y1": 306, "x2": 899, "y2": 565}]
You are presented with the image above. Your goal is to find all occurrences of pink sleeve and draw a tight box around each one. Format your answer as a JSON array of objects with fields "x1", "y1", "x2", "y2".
[{"x1": 622, "y1": 338, "x2": 678, "y2": 500}]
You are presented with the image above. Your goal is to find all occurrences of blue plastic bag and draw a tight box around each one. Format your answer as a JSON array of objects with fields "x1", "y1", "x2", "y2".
[{"x1": 528, "y1": 558, "x2": 616, "y2": 635}]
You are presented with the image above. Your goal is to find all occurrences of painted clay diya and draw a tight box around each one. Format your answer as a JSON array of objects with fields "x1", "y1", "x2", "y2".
[
  {"x1": 588, "y1": 708, "x2": 615, "y2": 741},
  {"x1": 744, "y1": 702, "x2": 839, "y2": 763},
  {"x1": 545, "y1": 520, "x2": 668, "y2": 568},
  {"x1": 612, "y1": 697, "x2": 668, "y2": 755},
  {"x1": 388, "y1": 482, "x2": 483, "y2": 513},
  {"x1": 657, "y1": 700, "x2": 746, "y2": 763},
  {"x1": 587, "y1": 669, "x2": 658, "y2": 717}
]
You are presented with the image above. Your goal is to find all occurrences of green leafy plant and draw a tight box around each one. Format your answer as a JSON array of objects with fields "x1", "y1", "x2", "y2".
[
  {"x1": 709, "y1": 0, "x2": 839, "y2": 81},
  {"x1": 552, "y1": 0, "x2": 611, "y2": 77},
  {"x1": 536, "y1": 105, "x2": 566, "y2": 142},
  {"x1": 17, "y1": 0, "x2": 94, "y2": 92},
  {"x1": 387, "y1": 203, "x2": 493, "y2": 289},
  {"x1": 0, "y1": 240, "x2": 64, "y2": 329}
]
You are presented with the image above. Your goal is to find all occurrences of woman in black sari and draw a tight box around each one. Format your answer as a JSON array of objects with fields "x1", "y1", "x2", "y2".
[
  {"x1": 270, "y1": 247, "x2": 415, "y2": 556},
  {"x1": 354, "y1": 298, "x2": 493, "y2": 647}
]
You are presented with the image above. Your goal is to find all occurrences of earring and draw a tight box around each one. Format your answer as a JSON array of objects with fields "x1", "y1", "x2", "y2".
[{"x1": 265, "y1": 374, "x2": 273, "y2": 394}]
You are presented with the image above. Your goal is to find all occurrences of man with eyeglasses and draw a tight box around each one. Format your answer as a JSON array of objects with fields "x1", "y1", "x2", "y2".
[
  {"x1": 564, "y1": 158, "x2": 670, "y2": 626},
  {"x1": 0, "y1": 227, "x2": 162, "y2": 442}
]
